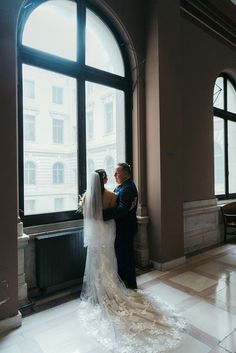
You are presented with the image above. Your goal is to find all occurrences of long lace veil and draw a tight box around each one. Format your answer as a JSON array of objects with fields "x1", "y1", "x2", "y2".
[{"x1": 83, "y1": 172, "x2": 103, "y2": 247}]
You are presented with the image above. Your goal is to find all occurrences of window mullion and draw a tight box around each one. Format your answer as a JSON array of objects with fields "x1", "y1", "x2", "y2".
[{"x1": 77, "y1": 0, "x2": 86, "y2": 195}]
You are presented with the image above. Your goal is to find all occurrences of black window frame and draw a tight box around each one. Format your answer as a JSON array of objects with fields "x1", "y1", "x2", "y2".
[
  {"x1": 214, "y1": 73, "x2": 236, "y2": 200},
  {"x1": 18, "y1": 0, "x2": 133, "y2": 226}
]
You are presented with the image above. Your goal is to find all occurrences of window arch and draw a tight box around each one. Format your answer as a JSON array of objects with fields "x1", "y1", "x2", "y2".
[
  {"x1": 24, "y1": 161, "x2": 36, "y2": 185},
  {"x1": 18, "y1": 0, "x2": 132, "y2": 225},
  {"x1": 213, "y1": 74, "x2": 236, "y2": 198}
]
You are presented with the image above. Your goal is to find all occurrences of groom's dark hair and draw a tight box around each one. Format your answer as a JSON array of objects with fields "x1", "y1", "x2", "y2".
[{"x1": 117, "y1": 162, "x2": 131, "y2": 176}]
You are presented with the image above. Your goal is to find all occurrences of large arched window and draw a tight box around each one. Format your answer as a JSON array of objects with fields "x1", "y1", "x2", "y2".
[
  {"x1": 213, "y1": 74, "x2": 236, "y2": 198},
  {"x1": 18, "y1": 0, "x2": 132, "y2": 225}
]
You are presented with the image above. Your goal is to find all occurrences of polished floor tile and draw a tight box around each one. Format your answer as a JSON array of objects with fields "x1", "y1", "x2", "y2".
[
  {"x1": 144, "y1": 282, "x2": 191, "y2": 306},
  {"x1": 210, "y1": 282, "x2": 236, "y2": 307},
  {"x1": 170, "y1": 271, "x2": 218, "y2": 292},
  {"x1": 1, "y1": 243, "x2": 236, "y2": 353},
  {"x1": 174, "y1": 335, "x2": 210, "y2": 353},
  {"x1": 217, "y1": 254, "x2": 236, "y2": 267},
  {"x1": 219, "y1": 329, "x2": 236, "y2": 352},
  {"x1": 195, "y1": 261, "x2": 234, "y2": 279},
  {"x1": 183, "y1": 301, "x2": 236, "y2": 341},
  {"x1": 137, "y1": 269, "x2": 166, "y2": 285}
]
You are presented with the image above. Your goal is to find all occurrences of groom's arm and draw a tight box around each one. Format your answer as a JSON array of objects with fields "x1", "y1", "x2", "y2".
[{"x1": 103, "y1": 187, "x2": 136, "y2": 221}]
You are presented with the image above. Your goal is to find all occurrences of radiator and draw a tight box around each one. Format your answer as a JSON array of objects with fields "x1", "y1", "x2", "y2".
[{"x1": 35, "y1": 229, "x2": 86, "y2": 294}]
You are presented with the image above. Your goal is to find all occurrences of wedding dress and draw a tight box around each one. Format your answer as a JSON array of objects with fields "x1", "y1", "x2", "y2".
[{"x1": 78, "y1": 172, "x2": 187, "y2": 353}]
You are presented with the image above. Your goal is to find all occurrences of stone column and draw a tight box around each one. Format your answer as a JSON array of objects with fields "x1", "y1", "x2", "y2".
[
  {"x1": 17, "y1": 216, "x2": 29, "y2": 306},
  {"x1": 135, "y1": 216, "x2": 150, "y2": 268}
]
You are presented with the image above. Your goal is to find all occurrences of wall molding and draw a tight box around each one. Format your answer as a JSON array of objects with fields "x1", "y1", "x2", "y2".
[
  {"x1": 0, "y1": 311, "x2": 22, "y2": 334},
  {"x1": 184, "y1": 198, "x2": 221, "y2": 254},
  {"x1": 151, "y1": 256, "x2": 186, "y2": 271}
]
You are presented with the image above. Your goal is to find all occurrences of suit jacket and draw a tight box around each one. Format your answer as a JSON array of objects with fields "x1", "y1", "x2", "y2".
[{"x1": 103, "y1": 178, "x2": 138, "y2": 235}]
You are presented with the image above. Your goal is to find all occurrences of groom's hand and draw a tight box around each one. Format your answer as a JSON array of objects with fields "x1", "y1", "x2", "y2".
[{"x1": 129, "y1": 197, "x2": 138, "y2": 211}]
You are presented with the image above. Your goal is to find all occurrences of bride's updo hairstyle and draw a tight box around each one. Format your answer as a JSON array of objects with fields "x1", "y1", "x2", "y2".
[{"x1": 95, "y1": 169, "x2": 107, "y2": 194}]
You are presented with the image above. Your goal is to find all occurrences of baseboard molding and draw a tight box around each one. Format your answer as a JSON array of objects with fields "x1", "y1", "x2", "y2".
[
  {"x1": 0, "y1": 311, "x2": 22, "y2": 334},
  {"x1": 151, "y1": 256, "x2": 186, "y2": 271}
]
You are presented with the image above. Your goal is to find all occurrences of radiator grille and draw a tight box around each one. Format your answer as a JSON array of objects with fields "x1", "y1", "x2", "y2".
[{"x1": 35, "y1": 229, "x2": 86, "y2": 293}]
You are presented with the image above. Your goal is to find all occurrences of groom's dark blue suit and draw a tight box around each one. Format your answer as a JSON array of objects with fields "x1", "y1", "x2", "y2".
[{"x1": 103, "y1": 178, "x2": 138, "y2": 289}]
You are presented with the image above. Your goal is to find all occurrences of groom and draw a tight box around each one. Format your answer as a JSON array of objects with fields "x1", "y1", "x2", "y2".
[{"x1": 103, "y1": 163, "x2": 138, "y2": 289}]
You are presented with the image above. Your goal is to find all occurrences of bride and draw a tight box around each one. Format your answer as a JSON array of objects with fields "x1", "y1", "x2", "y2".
[{"x1": 79, "y1": 169, "x2": 187, "y2": 353}]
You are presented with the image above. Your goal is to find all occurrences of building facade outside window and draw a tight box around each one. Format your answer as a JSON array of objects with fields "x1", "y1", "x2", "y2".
[
  {"x1": 23, "y1": 79, "x2": 35, "y2": 99},
  {"x1": 104, "y1": 101, "x2": 113, "y2": 134},
  {"x1": 25, "y1": 200, "x2": 36, "y2": 215},
  {"x1": 86, "y1": 110, "x2": 94, "y2": 140},
  {"x1": 18, "y1": 0, "x2": 132, "y2": 225},
  {"x1": 24, "y1": 114, "x2": 36, "y2": 142},
  {"x1": 52, "y1": 86, "x2": 63, "y2": 104},
  {"x1": 213, "y1": 74, "x2": 236, "y2": 199},
  {"x1": 53, "y1": 162, "x2": 64, "y2": 184},
  {"x1": 53, "y1": 118, "x2": 64, "y2": 144},
  {"x1": 24, "y1": 161, "x2": 36, "y2": 185},
  {"x1": 54, "y1": 198, "x2": 64, "y2": 212}
]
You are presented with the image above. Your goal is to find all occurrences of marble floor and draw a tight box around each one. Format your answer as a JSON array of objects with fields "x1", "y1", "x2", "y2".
[{"x1": 1, "y1": 243, "x2": 236, "y2": 353}]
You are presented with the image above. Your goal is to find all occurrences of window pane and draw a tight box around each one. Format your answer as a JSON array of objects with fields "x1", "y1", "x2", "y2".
[
  {"x1": 22, "y1": 0, "x2": 77, "y2": 61},
  {"x1": 86, "y1": 9, "x2": 124, "y2": 76},
  {"x1": 228, "y1": 121, "x2": 236, "y2": 193},
  {"x1": 23, "y1": 64, "x2": 78, "y2": 215},
  {"x1": 227, "y1": 80, "x2": 236, "y2": 114},
  {"x1": 214, "y1": 117, "x2": 225, "y2": 195},
  {"x1": 86, "y1": 82, "x2": 125, "y2": 190},
  {"x1": 213, "y1": 77, "x2": 224, "y2": 109}
]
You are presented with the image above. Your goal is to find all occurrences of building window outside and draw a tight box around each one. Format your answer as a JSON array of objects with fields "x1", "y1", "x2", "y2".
[
  {"x1": 53, "y1": 118, "x2": 64, "y2": 144},
  {"x1": 213, "y1": 74, "x2": 236, "y2": 198},
  {"x1": 18, "y1": 0, "x2": 131, "y2": 225},
  {"x1": 52, "y1": 86, "x2": 63, "y2": 104},
  {"x1": 23, "y1": 79, "x2": 35, "y2": 99},
  {"x1": 54, "y1": 198, "x2": 64, "y2": 211},
  {"x1": 53, "y1": 162, "x2": 64, "y2": 184},
  {"x1": 24, "y1": 161, "x2": 36, "y2": 185},
  {"x1": 104, "y1": 101, "x2": 113, "y2": 134},
  {"x1": 24, "y1": 114, "x2": 35, "y2": 142}
]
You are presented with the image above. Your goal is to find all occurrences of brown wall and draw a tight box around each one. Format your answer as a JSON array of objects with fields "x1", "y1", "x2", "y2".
[{"x1": 0, "y1": 0, "x2": 21, "y2": 320}]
